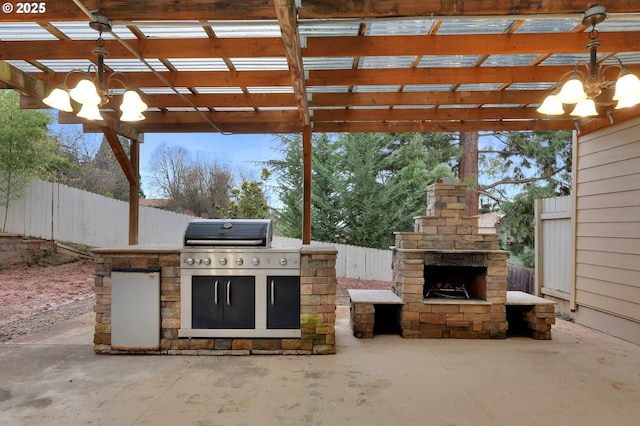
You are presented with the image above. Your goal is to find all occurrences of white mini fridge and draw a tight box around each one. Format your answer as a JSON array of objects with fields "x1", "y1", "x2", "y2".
[{"x1": 111, "y1": 268, "x2": 161, "y2": 350}]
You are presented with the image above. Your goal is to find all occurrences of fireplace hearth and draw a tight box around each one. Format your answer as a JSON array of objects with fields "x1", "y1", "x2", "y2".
[{"x1": 392, "y1": 182, "x2": 508, "y2": 339}]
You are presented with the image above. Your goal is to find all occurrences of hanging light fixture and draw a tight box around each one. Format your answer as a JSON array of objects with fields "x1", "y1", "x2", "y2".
[
  {"x1": 537, "y1": 5, "x2": 640, "y2": 117},
  {"x1": 43, "y1": 13, "x2": 147, "y2": 122}
]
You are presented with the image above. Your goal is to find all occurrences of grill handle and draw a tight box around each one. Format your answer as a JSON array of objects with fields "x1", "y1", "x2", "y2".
[
  {"x1": 214, "y1": 280, "x2": 218, "y2": 305},
  {"x1": 226, "y1": 281, "x2": 231, "y2": 305},
  {"x1": 270, "y1": 280, "x2": 275, "y2": 305},
  {"x1": 185, "y1": 239, "x2": 265, "y2": 246}
]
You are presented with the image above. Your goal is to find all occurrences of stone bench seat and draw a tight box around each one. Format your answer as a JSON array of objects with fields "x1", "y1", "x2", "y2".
[
  {"x1": 506, "y1": 291, "x2": 557, "y2": 340},
  {"x1": 348, "y1": 290, "x2": 403, "y2": 338}
]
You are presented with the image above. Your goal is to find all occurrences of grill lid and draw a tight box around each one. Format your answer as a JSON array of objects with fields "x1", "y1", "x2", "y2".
[{"x1": 183, "y1": 219, "x2": 273, "y2": 247}]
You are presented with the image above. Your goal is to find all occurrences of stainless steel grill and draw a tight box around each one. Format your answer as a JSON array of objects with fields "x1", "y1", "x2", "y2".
[{"x1": 179, "y1": 219, "x2": 301, "y2": 339}]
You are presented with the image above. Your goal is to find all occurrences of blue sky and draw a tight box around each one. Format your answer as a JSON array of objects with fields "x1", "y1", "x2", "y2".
[{"x1": 139, "y1": 132, "x2": 283, "y2": 198}]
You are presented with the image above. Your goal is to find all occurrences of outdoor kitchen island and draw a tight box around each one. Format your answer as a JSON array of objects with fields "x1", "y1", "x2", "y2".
[{"x1": 92, "y1": 244, "x2": 337, "y2": 355}]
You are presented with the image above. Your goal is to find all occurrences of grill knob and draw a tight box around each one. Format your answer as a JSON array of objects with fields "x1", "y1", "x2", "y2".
[
  {"x1": 252, "y1": 258, "x2": 260, "y2": 266},
  {"x1": 219, "y1": 258, "x2": 228, "y2": 266},
  {"x1": 236, "y1": 258, "x2": 244, "y2": 266},
  {"x1": 203, "y1": 258, "x2": 211, "y2": 266},
  {"x1": 196, "y1": 258, "x2": 202, "y2": 265},
  {"x1": 186, "y1": 258, "x2": 194, "y2": 265},
  {"x1": 279, "y1": 258, "x2": 288, "y2": 266}
]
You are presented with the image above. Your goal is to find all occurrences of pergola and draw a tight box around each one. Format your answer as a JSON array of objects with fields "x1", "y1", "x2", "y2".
[{"x1": 1, "y1": 1, "x2": 640, "y2": 245}]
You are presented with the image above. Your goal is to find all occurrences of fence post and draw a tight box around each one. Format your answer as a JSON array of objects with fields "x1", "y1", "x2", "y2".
[{"x1": 534, "y1": 198, "x2": 542, "y2": 296}]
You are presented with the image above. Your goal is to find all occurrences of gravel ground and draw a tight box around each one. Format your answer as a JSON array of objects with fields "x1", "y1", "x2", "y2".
[{"x1": 0, "y1": 296, "x2": 94, "y2": 343}]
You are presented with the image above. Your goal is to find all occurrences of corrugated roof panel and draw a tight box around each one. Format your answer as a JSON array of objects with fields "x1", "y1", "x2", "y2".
[
  {"x1": 208, "y1": 23, "x2": 281, "y2": 38},
  {"x1": 135, "y1": 22, "x2": 208, "y2": 38},
  {"x1": 304, "y1": 57, "x2": 354, "y2": 70},
  {"x1": 482, "y1": 54, "x2": 538, "y2": 67},
  {"x1": 104, "y1": 59, "x2": 169, "y2": 72},
  {"x1": 258, "y1": 106, "x2": 297, "y2": 111},
  {"x1": 246, "y1": 87, "x2": 294, "y2": 93},
  {"x1": 404, "y1": 84, "x2": 454, "y2": 92},
  {"x1": 350, "y1": 105, "x2": 389, "y2": 110},
  {"x1": 194, "y1": 87, "x2": 244, "y2": 94},
  {"x1": 0, "y1": 23, "x2": 56, "y2": 40},
  {"x1": 38, "y1": 59, "x2": 94, "y2": 72},
  {"x1": 48, "y1": 22, "x2": 122, "y2": 40},
  {"x1": 307, "y1": 86, "x2": 350, "y2": 93},
  {"x1": 540, "y1": 53, "x2": 592, "y2": 66},
  {"x1": 4, "y1": 60, "x2": 42, "y2": 73},
  {"x1": 418, "y1": 55, "x2": 480, "y2": 68},
  {"x1": 213, "y1": 106, "x2": 256, "y2": 111},
  {"x1": 437, "y1": 19, "x2": 514, "y2": 35},
  {"x1": 139, "y1": 87, "x2": 192, "y2": 94},
  {"x1": 168, "y1": 58, "x2": 228, "y2": 71},
  {"x1": 516, "y1": 18, "x2": 578, "y2": 33},
  {"x1": 367, "y1": 19, "x2": 433, "y2": 36},
  {"x1": 593, "y1": 18, "x2": 640, "y2": 32},
  {"x1": 360, "y1": 56, "x2": 416, "y2": 69},
  {"x1": 438, "y1": 104, "x2": 479, "y2": 109},
  {"x1": 230, "y1": 58, "x2": 289, "y2": 71},
  {"x1": 482, "y1": 104, "x2": 526, "y2": 108},
  {"x1": 353, "y1": 85, "x2": 401, "y2": 93},
  {"x1": 457, "y1": 83, "x2": 503, "y2": 91},
  {"x1": 507, "y1": 82, "x2": 555, "y2": 90},
  {"x1": 611, "y1": 52, "x2": 640, "y2": 64},
  {"x1": 299, "y1": 23, "x2": 360, "y2": 37},
  {"x1": 393, "y1": 104, "x2": 436, "y2": 109}
]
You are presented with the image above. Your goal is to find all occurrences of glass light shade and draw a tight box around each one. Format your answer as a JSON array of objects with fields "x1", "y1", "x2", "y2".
[
  {"x1": 120, "y1": 90, "x2": 147, "y2": 113},
  {"x1": 537, "y1": 95, "x2": 565, "y2": 115},
  {"x1": 557, "y1": 78, "x2": 587, "y2": 104},
  {"x1": 615, "y1": 92, "x2": 640, "y2": 109},
  {"x1": 76, "y1": 104, "x2": 103, "y2": 120},
  {"x1": 69, "y1": 78, "x2": 101, "y2": 105},
  {"x1": 120, "y1": 110, "x2": 145, "y2": 122},
  {"x1": 42, "y1": 87, "x2": 73, "y2": 112},
  {"x1": 613, "y1": 72, "x2": 640, "y2": 101},
  {"x1": 570, "y1": 99, "x2": 598, "y2": 117}
]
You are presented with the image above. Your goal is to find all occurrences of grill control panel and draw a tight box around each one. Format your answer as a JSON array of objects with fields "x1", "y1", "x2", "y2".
[{"x1": 181, "y1": 248, "x2": 300, "y2": 271}]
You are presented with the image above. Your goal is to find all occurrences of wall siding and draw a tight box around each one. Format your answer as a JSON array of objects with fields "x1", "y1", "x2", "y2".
[{"x1": 575, "y1": 116, "x2": 640, "y2": 345}]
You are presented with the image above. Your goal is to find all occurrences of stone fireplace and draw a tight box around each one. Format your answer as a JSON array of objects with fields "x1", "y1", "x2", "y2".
[{"x1": 392, "y1": 182, "x2": 508, "y2": 339}]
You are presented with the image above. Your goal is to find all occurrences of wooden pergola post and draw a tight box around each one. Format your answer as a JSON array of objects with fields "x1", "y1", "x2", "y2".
[{"x1": 302, "y1": 125, "x2": 312, "y2": 245}]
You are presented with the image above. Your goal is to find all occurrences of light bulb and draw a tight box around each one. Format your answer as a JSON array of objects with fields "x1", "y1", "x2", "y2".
[
  {"x1": 613, "y1": 72, "x2": 640, "y2": 101},
  {"x1": 120, "y1": 90, "x2": 147, "y2": 113},
  {"x1": 120, "y1": 110, "x2": 145, "y2": 122},
  {"x1": 557, "y1": 78, "x2": 587, "y2": 104},
  {"x1": 42, "y1": 87, "x2": 73, "y2": 112},
  {"x1": 570, "y1": 99, "x2": 598, "y2": 117},
  {"x1": 615, "y1": 92, "x2": 640, "y2": 109},
  {"x1": 69, "y1": 78, "x2": 101, "y2": 105},
  {"x1": 76, "y1": 104, "x2": 103, "y2": 120},
  {"x1": 537, "y1": 95, "x2": 565, "y2": 115}
]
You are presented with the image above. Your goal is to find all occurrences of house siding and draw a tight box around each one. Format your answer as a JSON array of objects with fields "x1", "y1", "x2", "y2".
[{"x1": 575, "y1": 117, "x2": 640, "y2": 345}]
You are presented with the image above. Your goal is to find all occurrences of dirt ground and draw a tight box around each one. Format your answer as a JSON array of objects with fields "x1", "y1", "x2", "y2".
[
  {"x1": 0, "y1": 257, "x2": 391, "y2": 327},
  {"x1": 0, "y1": 259, "x2": 95, "y2": 327}
]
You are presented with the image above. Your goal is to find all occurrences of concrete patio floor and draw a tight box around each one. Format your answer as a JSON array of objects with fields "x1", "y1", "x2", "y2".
[{"x1": 1, "y1": 306, "x2": 639, "y2": 426}]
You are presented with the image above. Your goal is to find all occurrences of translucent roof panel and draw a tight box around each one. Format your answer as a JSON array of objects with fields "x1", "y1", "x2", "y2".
[
  {"x1": 104, "y1": 59, "x2": 169, "y2": 73},
  {"x1": 393, "y1": 105, "x2": 436, "y2": 109},
  {"x1": 307, "y1": 86, "x2": 350, "y2": 93},
  {"x1": 38, "y1": 59, "x2": 95, "y2": 73},
  {"x1": 48, "y1": 22, "x2": 121, "y2": 40},
  {"x1": 482, "y1": 54, "x2": 539, "y2": 67},
  {"x1": 438, "y1": 104, "x2": 480, "y2": 109},
  {"x1": 299, "y1": 22, "x2": 361, "y2": 37},
  {"x1": 207, "y1": 23, "x2": 281, "y2": 38},
  {"x1": 246, "y1": 87, "x2": 294, "y2": 94},
  {"x1": 456, "y1": 83, "x2": 503, "y2": 91},
  {"x1": 540, "y1": 53, "x2": 593, "y2": 66},
  {"x1": 610, "y1": 52, "x2": 640, "y2": 65},
  {"x1": 418, "y1": 55, "x2": 480, "y2": 68},
  {"x1": 592, "y1": 18, "x2": 640, "y2": 32},
  {"x1": 353, "y1": 85, "x2": 401, "y2": 93},
  {"x1": 404, "y1": 84, "x2": 454, "y2": 92},
  {"x1": 516, "y1": 19, "x2": 578, "y2": 34},
  {"x1": 507, "y1": 82, "x2": 556, "y2": 90},
  {"x1": 367, "y1": 19, "x2": 433, "y2": 36},
  {"x1": 482, "y1": 104, "x2": 526, "y2": 108},
  {"x1": 230, "y1": 58, "x2": 289, "y2": 71},
  {"x1": 4, "y1": 60, "x2": 42, "y2": 73},
  {"x1": 0, "y1": 23, "x2": 57, "y2": 40},
  {"x1": 167, "y1": 58, "x2": 229, "y2": 71},
  {"x1": 134, "y1": 22, "x2": 208, "y2": 39},
  {"x1": 194, "y1": 87, "x2": 244, "y2": 94},
  {"x1": 258, "y1": 106, "x2": 297, "y2": 111},
  {"x1": 304, "y1": 57, "x2": 355, "y2": 70},
  {"x1": 359, "y1": 56, "x2": 416, "y2": 69},
  {"x1": 213, "y1": 107, "x2": 255, "y2": 112},
  {"x1": 139, "y1": 87, "x2": 192, "y2": 94},
  {"x1": 437, "y1": 19, "x2": 514, "y2": 35}
]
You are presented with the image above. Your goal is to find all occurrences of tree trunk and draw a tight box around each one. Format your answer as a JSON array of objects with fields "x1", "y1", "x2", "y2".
[{"x1": 459, "y1": 131, "x2": 479, "y2": 216}]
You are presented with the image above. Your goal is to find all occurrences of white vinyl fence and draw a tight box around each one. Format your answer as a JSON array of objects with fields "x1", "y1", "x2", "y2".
[
  {"x1": 534, "y1": 196, "x2": 573, "y2": 300},
  {"x1": 3, "y1": 179, "x2": 394, "y2": 280}
]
